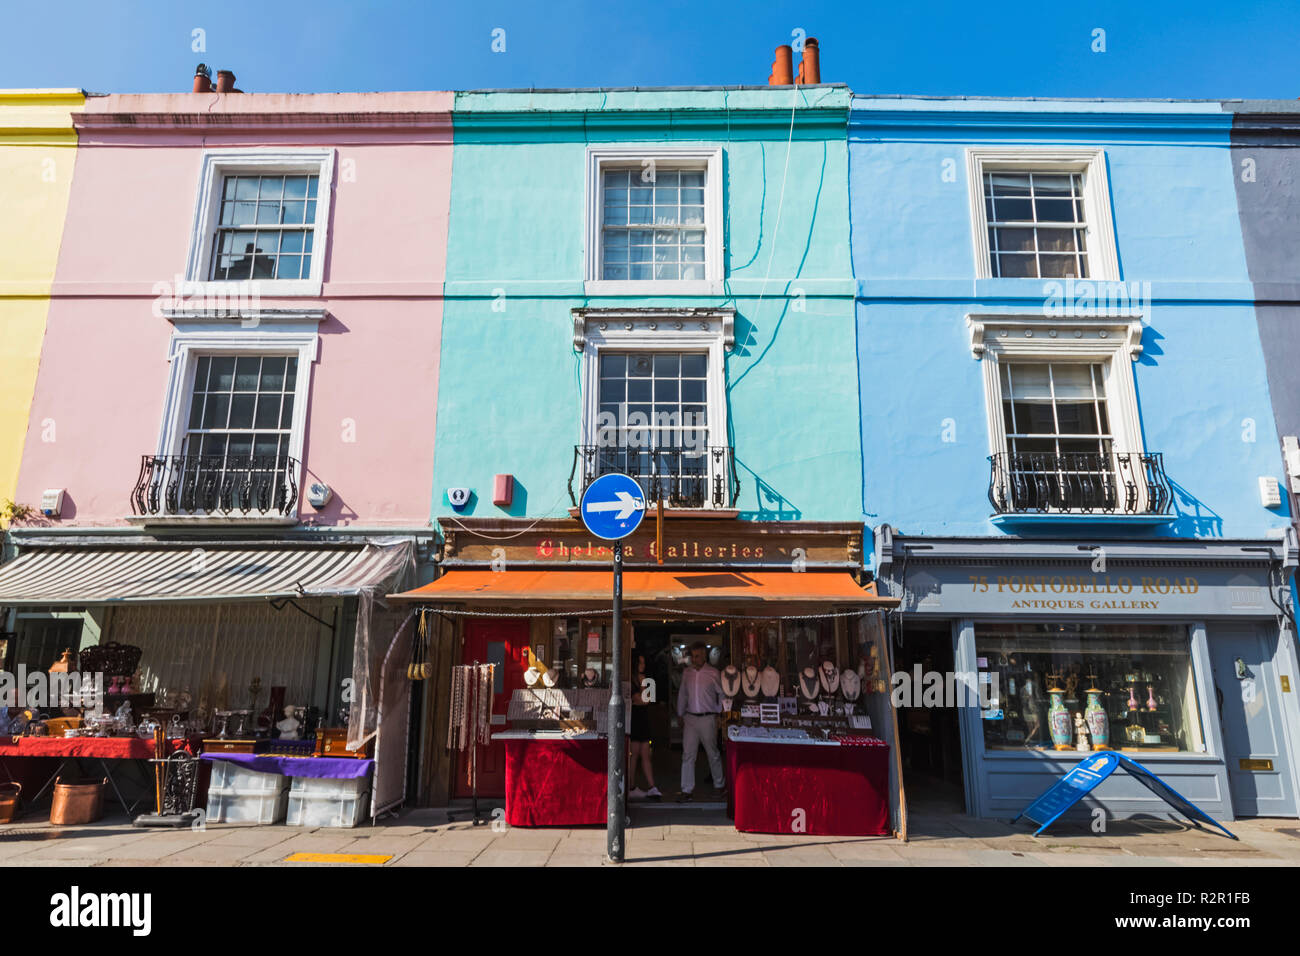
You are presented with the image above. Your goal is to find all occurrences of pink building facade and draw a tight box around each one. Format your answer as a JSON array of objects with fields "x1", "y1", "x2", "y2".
[
  {"x1": 2, "y1": 90, "x2": 451, "y2": 808},
  {"x1": 18, "y1": 91, "x2": 451, "y2": 530}
]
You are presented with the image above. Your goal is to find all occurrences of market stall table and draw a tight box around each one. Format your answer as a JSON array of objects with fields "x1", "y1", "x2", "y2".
[
  {"x1": 495, "y1": 731, "x2": 607, "y2": 827},
  {"x1": 197, "y1": 752, "x2": 374, "y2": 779},
  {"x1": 726, "y1": 736, "x2": 891, "y2": 836},
  {"x1": 0, "y1": 735, "x2": 204, "y2": 817}
]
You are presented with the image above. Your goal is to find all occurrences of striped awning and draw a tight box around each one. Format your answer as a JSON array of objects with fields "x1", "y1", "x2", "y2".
[{"x1": 0, "y1": 539, "x2": 414, "y2": 606}]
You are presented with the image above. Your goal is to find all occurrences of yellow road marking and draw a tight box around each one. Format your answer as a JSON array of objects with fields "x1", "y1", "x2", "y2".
[{"x1": 282, "y1": 852, "x2": 392, "y2": 865}]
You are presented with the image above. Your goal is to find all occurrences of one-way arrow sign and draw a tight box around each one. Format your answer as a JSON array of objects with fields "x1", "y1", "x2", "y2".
[{"x1": 579, "y1": 473, "x2": 646, "y2": 540}]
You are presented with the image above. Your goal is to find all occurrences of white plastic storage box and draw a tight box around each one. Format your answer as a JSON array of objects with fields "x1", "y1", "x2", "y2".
[
  {"x1": 205, "y1": 786, "x2": 289, "y2": 825},
  {"x1": 209, "y1": 760, "x2": 288, "y2": 794},
  {"x1": 286, "y1": 775, "x2": 371, "y2": 828}
]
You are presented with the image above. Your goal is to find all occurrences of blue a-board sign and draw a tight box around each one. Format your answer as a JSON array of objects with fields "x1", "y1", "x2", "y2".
[
  {"x1": 1013, "y1": 750, "x2": 1236, "y2": 839},
  {"x1": 579, "y1": 473, "x2": 646, "y2": 541},
  {"x1": 1013, "y1": 752, "x2": 1119, "y2": 836},
  {"x1": 1114, "y1": 753, "x2": 1237, "y2": 840}
]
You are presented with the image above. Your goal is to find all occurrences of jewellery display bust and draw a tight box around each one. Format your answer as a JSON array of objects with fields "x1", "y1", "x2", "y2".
[
  {"x1": 720, "y1": 665, "x2": 742, "y2": 698},
  {"x1": 798, "y1": 667, "x2": 820, "y2": 701},
  {"x1": 740, "y1": 666, "x2": 762, "y2": 698},
  {"x1": 760, "y1": 666, "x2": 780, "y2": 698},
  {"x1": 818, "y1": 660, "x2": 840, "y2": 695}
]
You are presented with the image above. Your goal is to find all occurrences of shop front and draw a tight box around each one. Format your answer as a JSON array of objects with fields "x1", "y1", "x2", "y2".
[
  {"x1": 0, "y1": 535, "x2": 419, "y2": 824},
  {"x1": 874, "y1": 527, "x2": 1300, "y2": 822},
  {"x1": 395, "y1": 517, "x2": 903, "y2": 836}
]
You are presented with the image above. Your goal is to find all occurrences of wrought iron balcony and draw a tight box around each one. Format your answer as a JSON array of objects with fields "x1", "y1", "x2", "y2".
[
  {"x1": 988, "y1": 451, "x2": 1172, "y2": 516},
  {"x1": 569, "y1": 444, "x2": 740, "y2": 511},
  {"x1": 131, "y1": 454, "x2": 299, "y2": 519}
]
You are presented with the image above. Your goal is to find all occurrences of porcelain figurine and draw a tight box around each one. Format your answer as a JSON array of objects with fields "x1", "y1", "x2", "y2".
[
  {"x1": 276, "y1": 706, "x2": 301, "y2": 740},
  {"x1": 1048, "y1": 682, "x2": 1072, "y2": 751},
  {"x1": 1084, "y1": 687, "x2": 1110, "y2": 750},
  {"x1": 1074, "y1": 711, "x2": 1091, "y2": 752}
]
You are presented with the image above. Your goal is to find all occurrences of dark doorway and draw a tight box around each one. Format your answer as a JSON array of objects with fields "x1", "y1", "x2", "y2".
[
  {"x1": 629, "y1": 620, "x2": 726, "y2": 803},
  {"x1": 893, "y1": 620, "x2": 965, "y2": 813}
]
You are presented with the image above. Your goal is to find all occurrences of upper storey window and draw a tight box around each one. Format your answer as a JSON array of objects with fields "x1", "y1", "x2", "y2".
[
  {"x1": 210, "y1": 174, "x2": 318, "y2": 281},
  {"x1": 185, "y1": 149, "x2": 335, "y2": 297},
  {"x1": 585, "y1": 146, "x2": 723, "y2": 294},
  {"x1": 966, "y1": 148, "x2": 1118, "y2": 282}
]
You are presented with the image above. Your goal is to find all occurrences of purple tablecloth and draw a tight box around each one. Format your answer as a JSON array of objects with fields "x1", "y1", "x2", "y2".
[{"x1": 200, "y1": 752, "x2": 374, "y2": 780}]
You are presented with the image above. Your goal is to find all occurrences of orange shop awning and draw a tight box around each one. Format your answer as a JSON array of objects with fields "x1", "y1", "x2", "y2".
[{"x1": 390, "y1": 569, "x2": 897, "y2": 607}]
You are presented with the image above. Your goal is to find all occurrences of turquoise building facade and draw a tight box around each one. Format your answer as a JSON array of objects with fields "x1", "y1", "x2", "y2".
[{"x1": 433, "y1": 87, "x2": 860, "y2": 523}]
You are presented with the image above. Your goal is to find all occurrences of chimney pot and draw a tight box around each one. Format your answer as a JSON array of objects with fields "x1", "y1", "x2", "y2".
[
  {"x1": 193, "y1": 63, "x2": 212, "y2": 94},
  {"x1": 768, "y1": 45, "x2": 794, "y2": 86},
  {"x1": 796, "y1": 38, "x2": 820, "y2": 85},
  {"x1": 216, "y1": 70, "x2": 237, "y2": 94}
]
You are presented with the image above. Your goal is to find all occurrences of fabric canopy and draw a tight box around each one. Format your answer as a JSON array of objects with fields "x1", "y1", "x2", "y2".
[
  {"x1": 392, "y1": 568, "x2": 896, "y2": 606},
  {"x1": 0, "y1": 539, "x2": 412, "y2": 606}
]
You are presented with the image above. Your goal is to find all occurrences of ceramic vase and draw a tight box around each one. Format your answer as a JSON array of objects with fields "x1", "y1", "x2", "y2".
[
  {"x1": 1048, "y1": 685, "x2": 1071, "y2": 751},
  {"x1": 1145, "y1": 684, "x2": 1157, "y2": 712},
  {"x1": 1084, "y1": 688, "x2": 1110, "y2": 750}
]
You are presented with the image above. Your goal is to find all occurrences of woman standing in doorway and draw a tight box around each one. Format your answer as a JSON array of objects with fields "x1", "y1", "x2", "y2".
[{"x1": 629, "y1": 651, "x2": 662, "y2": 800}]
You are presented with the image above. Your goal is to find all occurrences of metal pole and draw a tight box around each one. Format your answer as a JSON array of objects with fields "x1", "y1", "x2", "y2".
[{"x1": 606, "y1": 540, "x2": 626, "y2": 863}]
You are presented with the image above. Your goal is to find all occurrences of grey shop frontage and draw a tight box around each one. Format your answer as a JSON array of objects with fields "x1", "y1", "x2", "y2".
[{"x1": 873, "y1": 527, "x2": 1300, "y2": 822}]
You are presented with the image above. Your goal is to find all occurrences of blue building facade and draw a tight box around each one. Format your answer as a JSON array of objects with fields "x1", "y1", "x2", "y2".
[{"x1": 850, "y1": 97, "x2": 1300, "y2": 821}]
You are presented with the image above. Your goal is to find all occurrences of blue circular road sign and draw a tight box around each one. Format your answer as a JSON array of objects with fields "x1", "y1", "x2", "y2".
[{"x1": 579, "y1": 473, "x2": 646, "y2": 540}]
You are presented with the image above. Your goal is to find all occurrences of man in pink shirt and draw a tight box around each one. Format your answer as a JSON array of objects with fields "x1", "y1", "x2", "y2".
[{"x1": 676, "y1": 641, "x2": 726, "y2": 801}]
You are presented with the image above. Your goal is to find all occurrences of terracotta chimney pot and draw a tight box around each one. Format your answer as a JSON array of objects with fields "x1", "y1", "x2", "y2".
[
  {"x1": 216, "y1": 70, "x2": 237, "y2": 94},
  {"x1": 797, "y1": 38, "x2": 820, "y2": 85},
  {"x1": 768, "y1": 45, "x2": 793, "y2": 86},
  {"x1": 193, "y1": 64, "x2": 212, "y2": 93}
]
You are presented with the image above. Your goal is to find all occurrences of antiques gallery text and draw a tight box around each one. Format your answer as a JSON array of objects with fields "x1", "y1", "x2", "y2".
[{"x1": 970, "y1": 573, "x2": 1200, "y2": 611}]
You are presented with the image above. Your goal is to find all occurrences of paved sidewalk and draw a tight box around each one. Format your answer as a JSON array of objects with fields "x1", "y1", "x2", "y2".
[{"x1": 2, "y1": 805, "x2": 1297, "y2": 866}]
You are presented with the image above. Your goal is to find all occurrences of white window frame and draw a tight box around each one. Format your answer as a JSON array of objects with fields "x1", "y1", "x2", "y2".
[
  {"x1": 967, "y1": 313, "x2": 1148, "y2": 512},
  {"x1": 965, "y1": 148, "x2": 1119, "y2": 281},
  {"x1": 146, "y1": 324, "x2": 319, "y2": 522},
  {"x1": 574, "y1": 309, "x2": 733, "y2": 509},
  {"x1": 184, "y1": 148, "x2": 335, "y2": 298},
  {"x1": 584, "y1": 145, "x2": 724, "y2": 296}
]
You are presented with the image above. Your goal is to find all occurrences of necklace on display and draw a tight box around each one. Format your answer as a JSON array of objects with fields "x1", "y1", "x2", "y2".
[
  {"x1": 720, "y1": 665, "x2": 742, "y2": 698},
  {"x1": 798, "y1": 667, "x2": 820, "y2": 701},
  {"x1": 741, "y1": 666, "x2": 762, "y2": 698},
  {"x1": 819, "y1": 661, "x2": 840, "y2": 695},
  {"x1": 840, "y1": 669, "x2": 861, "y2": 702}
]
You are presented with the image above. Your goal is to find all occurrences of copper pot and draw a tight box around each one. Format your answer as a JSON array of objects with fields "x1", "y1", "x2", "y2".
[
  {"x1": 49, "y1": 777, "x2": 105, "y2": 826},
  {"x1": 0, "y1": 783, "x2": 20, "y2": 824}
]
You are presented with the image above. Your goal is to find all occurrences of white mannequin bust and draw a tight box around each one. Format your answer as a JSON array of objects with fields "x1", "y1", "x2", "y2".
[{"x1": 276, "y1": 706, "x2": 301, "y2": 740}]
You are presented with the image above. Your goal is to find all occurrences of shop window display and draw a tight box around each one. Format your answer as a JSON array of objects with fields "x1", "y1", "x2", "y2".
[{"x1": 975, "y1": 623, "x2": 1204, "y2": 753}]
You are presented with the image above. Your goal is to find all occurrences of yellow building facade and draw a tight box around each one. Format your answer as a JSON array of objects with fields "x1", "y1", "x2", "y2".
[{"x1": 0, "y1": 89, "x2": 82, "y2": 520}]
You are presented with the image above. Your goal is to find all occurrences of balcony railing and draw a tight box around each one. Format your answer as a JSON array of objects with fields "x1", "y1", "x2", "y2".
[
  {"x1": 131, "y1": 454, "x2": 299, "y2": 519},
  {"x1": 988, "y1": 451, "x2": 1172, "y2": 516},
  {"x1": 569, "y1": 444, "x2": 740, "y2": 511}
]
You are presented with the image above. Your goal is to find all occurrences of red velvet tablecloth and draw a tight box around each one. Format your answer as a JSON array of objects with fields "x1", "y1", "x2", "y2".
[
  {"x1": 0, "y1": 736, "x2": 198, "y2": 760},
  {"x1": 726, "y1": 739, "x2": 891, "y2": 836},
  {"x1": 503, "y1": 737, "x2": 607, "y2": 827}
]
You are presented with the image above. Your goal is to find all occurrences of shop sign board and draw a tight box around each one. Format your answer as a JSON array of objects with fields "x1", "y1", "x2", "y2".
[
  {"x1": 1014, "y1": 751, "x2": 1119, "y2": 836},
  {"x1": 891, "y1": 565, "x2": 1274, "y2": 617},
  {"x1": 1114, "y1": 753, "x2": 1237, "y2": 840},
  {"x1": 1015, "y1": 751, "x2": 1237, "y2": 839}
]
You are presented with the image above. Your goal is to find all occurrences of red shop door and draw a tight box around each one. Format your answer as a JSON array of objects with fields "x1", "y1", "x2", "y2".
[{"x1": 456, "y1": 617, "x2": 528, "y2": 798}]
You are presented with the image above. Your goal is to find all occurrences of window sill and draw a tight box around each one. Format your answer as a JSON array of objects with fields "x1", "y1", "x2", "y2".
[
  {"x1": 173, "y1": 278, "x2": 323, "y2": 301},
  {"x1": 990, "y1": 513, "x2": 1176, "y2": 530},
  {"x1": 125, "y1": 514, "x2": 300, "y2": 528},
  {"x1": 982, "y1": 747, "x2": 1213, "y2": 760},
  {"x1": 584, "y1": 279, "x2": 722, "y2": 297}
]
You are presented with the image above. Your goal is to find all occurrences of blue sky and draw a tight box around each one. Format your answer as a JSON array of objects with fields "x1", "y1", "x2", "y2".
[{"x1": 2, "y1": 0, "x2": 1297, "y2": 99}]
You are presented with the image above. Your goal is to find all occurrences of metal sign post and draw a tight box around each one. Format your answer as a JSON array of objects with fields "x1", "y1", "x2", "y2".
[
  {"x1": 607, "y1": 539, "x2": 626, "y2": 862},
  {"x1": 578, "y1": 473, "x2": 646, "y2": 865}
]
